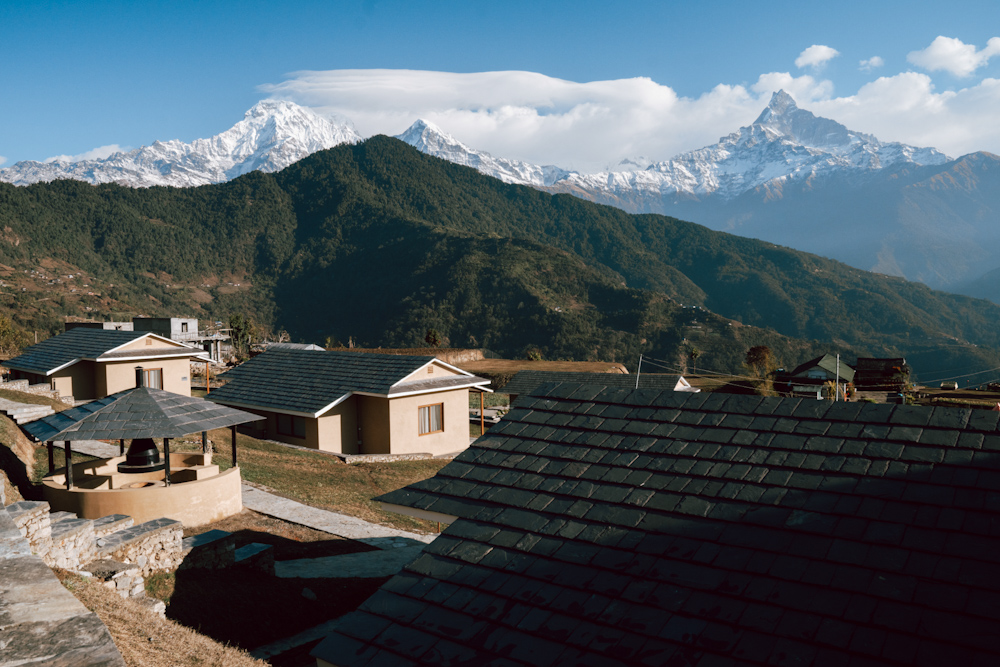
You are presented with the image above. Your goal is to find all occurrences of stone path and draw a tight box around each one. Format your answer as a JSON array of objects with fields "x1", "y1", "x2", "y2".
[{"x1": 241, "y1": 484, "x2": 436, "y2": 549}]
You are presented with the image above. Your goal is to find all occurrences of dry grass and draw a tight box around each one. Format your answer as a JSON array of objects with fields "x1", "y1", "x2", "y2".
[
  {"x1": 458, "y1": 359, "x2": 628, "y2": 374},
  {"x1": 55, "y1": 569, "x2": 267, "y2": 667},
  {"x1": 170, "y1": 429, "x2": 448, "y2": 532}
]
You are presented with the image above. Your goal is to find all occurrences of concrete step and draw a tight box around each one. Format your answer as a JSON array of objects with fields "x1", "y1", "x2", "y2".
[
  {"x1": 235, "y1": 542, "x2": 275, "y2": 575},
  {"x1": 48, "y1": 511, "x2": 78, "y2": 525},
  {"x1": 93, "y1": 514, "x2": 133, "y2": 540},
  {"x1": 96, "y1": 517, "x2": 184, "y2": 575},
  {"x1": 178, "y1": 529, "x2": 236, "y2": 570}
]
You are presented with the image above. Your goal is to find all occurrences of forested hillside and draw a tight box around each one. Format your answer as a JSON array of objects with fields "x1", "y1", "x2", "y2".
[{"x1": 1, "y1": 136, "x2": 999, "y2": 380}]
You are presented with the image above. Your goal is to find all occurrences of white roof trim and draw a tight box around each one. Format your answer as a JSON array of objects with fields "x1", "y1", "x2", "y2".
[
  {"x1": 389, "y1": 381, "x2": 492, "y2": 399},
  {"x1": 390, "y1": 358, "x2": 475, "y2": 388},
  {"x1": 100, "y1": 332, "x2": 186, "y2": 355},
  {"x1": 96, "y1": 351, "x2": 211, "y2": 363}
]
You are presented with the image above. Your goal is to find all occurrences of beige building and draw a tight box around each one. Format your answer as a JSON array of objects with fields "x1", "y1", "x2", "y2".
[
  {"x1": 3, "y1": 328, "x2": 209, "y2": 401},
  {"x1": 207, "y1": 349, "x2": 491, "y2": 457}
]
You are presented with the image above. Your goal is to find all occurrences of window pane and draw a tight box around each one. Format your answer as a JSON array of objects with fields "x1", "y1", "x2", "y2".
[
  {"x1": 419, "y1": 406, "x2": 430, "y2": 434},
  {"x1": 144, "y1": 369, "x2": 162, "y2": 389},
  {"x1": 419, "y1": 404, "x2": 443, "y2": 435}
]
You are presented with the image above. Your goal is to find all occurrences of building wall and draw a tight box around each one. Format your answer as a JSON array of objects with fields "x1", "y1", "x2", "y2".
[
  {"x1": 358, "y1": 395, "x2": 391, "y2": 455},
  {"x1": 387, "y1": 388, "x2": 470, "y2": 456},
  {"x1": 99, "y1": 358, "x2": 192, "y2": 396},
  {"x1": 397, "y1": 361, "x2": 463, "y2": 385},
  {"x1": 316, "y1": 396, "x2": 359, "y2": 454},
  {"x1": 50, "y1": 361, "x2": 98, "y2": 400}
]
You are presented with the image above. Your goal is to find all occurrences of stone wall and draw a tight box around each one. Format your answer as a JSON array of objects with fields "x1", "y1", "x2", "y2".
[
  {"x1": 98, "y1": 517, "x2": 184, "y2": 577},
  {"x1": 6, "y1": 500, "x2": 52, "y2": 555},
  {"x1": 178, "y1": 529, "x2": 236, "y2": 570},
  {"x1": 0, "y1": 508, "x2": 126, "y2": 666}
]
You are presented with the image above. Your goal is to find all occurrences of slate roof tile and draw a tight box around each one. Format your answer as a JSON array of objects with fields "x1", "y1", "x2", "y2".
[{"x1": 318, "y1": 385, "x2": 1000, "y2": 667}]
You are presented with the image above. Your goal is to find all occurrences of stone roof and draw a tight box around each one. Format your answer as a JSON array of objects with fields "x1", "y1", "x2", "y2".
[
  {"x1": 2, "y1": 328, "x2": 204, "y2": 375},
  {"x1": 500, "y1": 370, "x2": 682, "y2": 396},
  {"x1": 314, "y1": 383, "x2": 1000, "y2": 666},
  {"x1": 208, "y1": 349, "x2": 489, "y2": 416},
  {"x1": 23, "y1": 386, "x2": 263, "y2": 441}
]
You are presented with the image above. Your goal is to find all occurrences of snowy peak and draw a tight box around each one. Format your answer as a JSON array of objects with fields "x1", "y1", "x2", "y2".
[
  {"x1": 395, "y1": 120, "x2": 574, "y2": 187},
  {"x1": 751, "y1": 90, "x2": 853, "y2": 148},
  {"x1": 0, "y1": 100, "x2": 361, "y2": 188}
]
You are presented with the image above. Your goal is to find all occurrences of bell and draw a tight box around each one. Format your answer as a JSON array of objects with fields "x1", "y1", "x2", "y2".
[{"x1": 117, "y1": 438, "x2": 165, "y2": 474}]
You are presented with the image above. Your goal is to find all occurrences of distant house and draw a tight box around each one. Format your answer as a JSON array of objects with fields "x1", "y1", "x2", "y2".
[
  {"x1": 500, "y1": 370, "x2": 698, "y2": 403},
  {"x1": 133, "y1": 317, "x2": 230, "y2": 363},
  {"x1": 207, "y1": 349, "x2": 491, "y2": 456},
  {"x1": 776, "y1": 353, "x2": 854, "y2": 398},
  {"x1": 854, "y1": 357, "x2": 910, "y2": 392},
  {"x1": 313, "y1": 383, "x2": 1000, "y2": 666},
  {"x1": 2, "y1": 329, "x2": 208, "y2": 401}
]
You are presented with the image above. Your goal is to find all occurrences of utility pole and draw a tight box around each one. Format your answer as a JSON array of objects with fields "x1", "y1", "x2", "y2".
[
  {"x1": 635, "y1": 354, "x2": 642, "y2": 389},
  {"x1": 836, "y1": 354, "x2": 840, "y2": 402}
]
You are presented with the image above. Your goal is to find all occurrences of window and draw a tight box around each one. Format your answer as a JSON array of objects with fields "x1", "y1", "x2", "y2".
[
  {"x1": 418, "y1": 403, "x2": 444, "y2": 435},
  {"x1": 143, "y1": 368, "x2": 162, "y2": 389},
  {"x1": 277, "y1": 414, "x2": 306, "y2": 438},
  {"x1": 181, "y1": 322, "x2": 189, "y2": 333}
]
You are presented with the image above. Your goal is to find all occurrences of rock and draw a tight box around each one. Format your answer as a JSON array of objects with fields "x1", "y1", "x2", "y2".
[{"x1": 301, "y1": 587, "x2": 317, "y2": 601}]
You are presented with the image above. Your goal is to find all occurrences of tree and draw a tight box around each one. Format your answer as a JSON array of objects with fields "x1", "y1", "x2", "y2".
[
  {"x1": 744, "y1": 345, "x2": 775, "y2": 378},
  {"x1": 688, "y1": 346, "x2": 702, "y2": 374},
  {"x1": 229, "y1": 313, "x2": 255, "y2": 361},
  {"x1": 424, "y1": 329, "x2": 442, "y2": 347},
  {"x1": 0, "y1": 315, "x2": 30, "y2": 356}
]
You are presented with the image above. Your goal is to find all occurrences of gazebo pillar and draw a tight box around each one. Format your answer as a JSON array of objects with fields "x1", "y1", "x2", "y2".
[
  {"x1": 64, "y1": 441, "x2": 73, "y2": 489},
  {"x1": 230, "y1": 425, "x2": 238, "y2": 468},
  {"x1": 47, "y1": 441, "x2": 55, "y2": 475},
  {"x1": 119, "y1": 439, "x2": 125, "y2": 455},
  {"x1": 163, "y1": 438, "x2": 172, "y2": 486},
  {"x1": 201, "y1": 430, "x2": 209, "y2": 454}
]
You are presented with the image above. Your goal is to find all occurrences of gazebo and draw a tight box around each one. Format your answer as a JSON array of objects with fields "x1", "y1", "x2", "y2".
[{"x1": 24, "y1": 377, "x2": 264, "y2": 526}]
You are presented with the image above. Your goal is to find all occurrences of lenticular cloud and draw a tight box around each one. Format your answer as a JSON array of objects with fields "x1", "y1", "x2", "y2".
[{"x1": 259, "y1": 67, "x2": 1000, "y2": 171}]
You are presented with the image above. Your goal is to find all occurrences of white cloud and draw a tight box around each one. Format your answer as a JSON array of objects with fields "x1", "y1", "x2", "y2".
[
  {"x1": 0, "y1": 155, "x2": 6, "y2": 167},
  {"x1": 260, "y1": 63, "x2": 1000, "y2": 171},
  {"x1": 795, "y1": 45, "x2": 840, "y2": 69},
  {"x1": 44, "y1": 144, "x2": 126, "y2": 163},
  {"x1": 907, "y1": 36, "x2": 1000, "y2": 77},
  {"x1": 859, "y1": 56, "x2": 884, "y2": 72},
  {"x1": 260, "y1": 69, "x2": 831, "y2": 171}
]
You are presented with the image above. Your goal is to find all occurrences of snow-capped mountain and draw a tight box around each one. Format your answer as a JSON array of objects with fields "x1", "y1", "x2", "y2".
[
  {"x1": 0, "y1": 100, "x2": 361, "y2": 188},
  {"x1": 398, "y1": 90, "x2": 951, "y2": 208},
  {"x1": 395, "y1": 119, "x2": 573, "y2": 187}
]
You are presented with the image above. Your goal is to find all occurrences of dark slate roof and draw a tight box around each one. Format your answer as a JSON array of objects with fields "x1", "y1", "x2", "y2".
[
  {"x1": 787, "y1": 354, "x2": 856, "y2": 383},
  {"x1": 315, "y1": 383, "x2": 1000, "y2": 667},
  {"x1": 208, "y1": 349, "x2": 488, "y2": 415},
  {"x1": 23, "y1": 386, "x2": 264, "y2": 441},
  {"x1": 1, "y1": 328, "x2": 204, "y2": 375},
  {"x1": 501, "y1": 370, "x2": 681, "y2": 396}
]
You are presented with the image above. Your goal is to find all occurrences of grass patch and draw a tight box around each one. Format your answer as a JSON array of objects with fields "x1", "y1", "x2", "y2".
[
  {"x1": 29, "y1": 444, "x2": 97, "y2": 484},
  {"x1": 56, "y1": 569, "x2": 266, "y2": 666},
  {"x1": 170, "y1": 429, "x2": 447, "y2": 532}
]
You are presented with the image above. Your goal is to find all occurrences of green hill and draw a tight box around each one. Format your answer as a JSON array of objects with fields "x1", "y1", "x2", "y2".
[{"x1": 1, "y1": 136, "x2": 999, "y2": 382}]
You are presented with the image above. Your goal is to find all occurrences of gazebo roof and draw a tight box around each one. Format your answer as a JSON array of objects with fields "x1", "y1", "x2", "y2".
[{"x1": 23, "y1": 387, "x2": 264, "y2": 442}]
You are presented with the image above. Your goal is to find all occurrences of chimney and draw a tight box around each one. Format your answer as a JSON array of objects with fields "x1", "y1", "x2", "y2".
[{"x1": 135, "y1": 366, "x2": 145, "y2": 388}]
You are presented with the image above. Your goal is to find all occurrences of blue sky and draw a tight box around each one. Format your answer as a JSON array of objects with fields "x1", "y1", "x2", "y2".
[{"x1": 3, "y1": 0, "x2": 1000, "y2": 169}]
